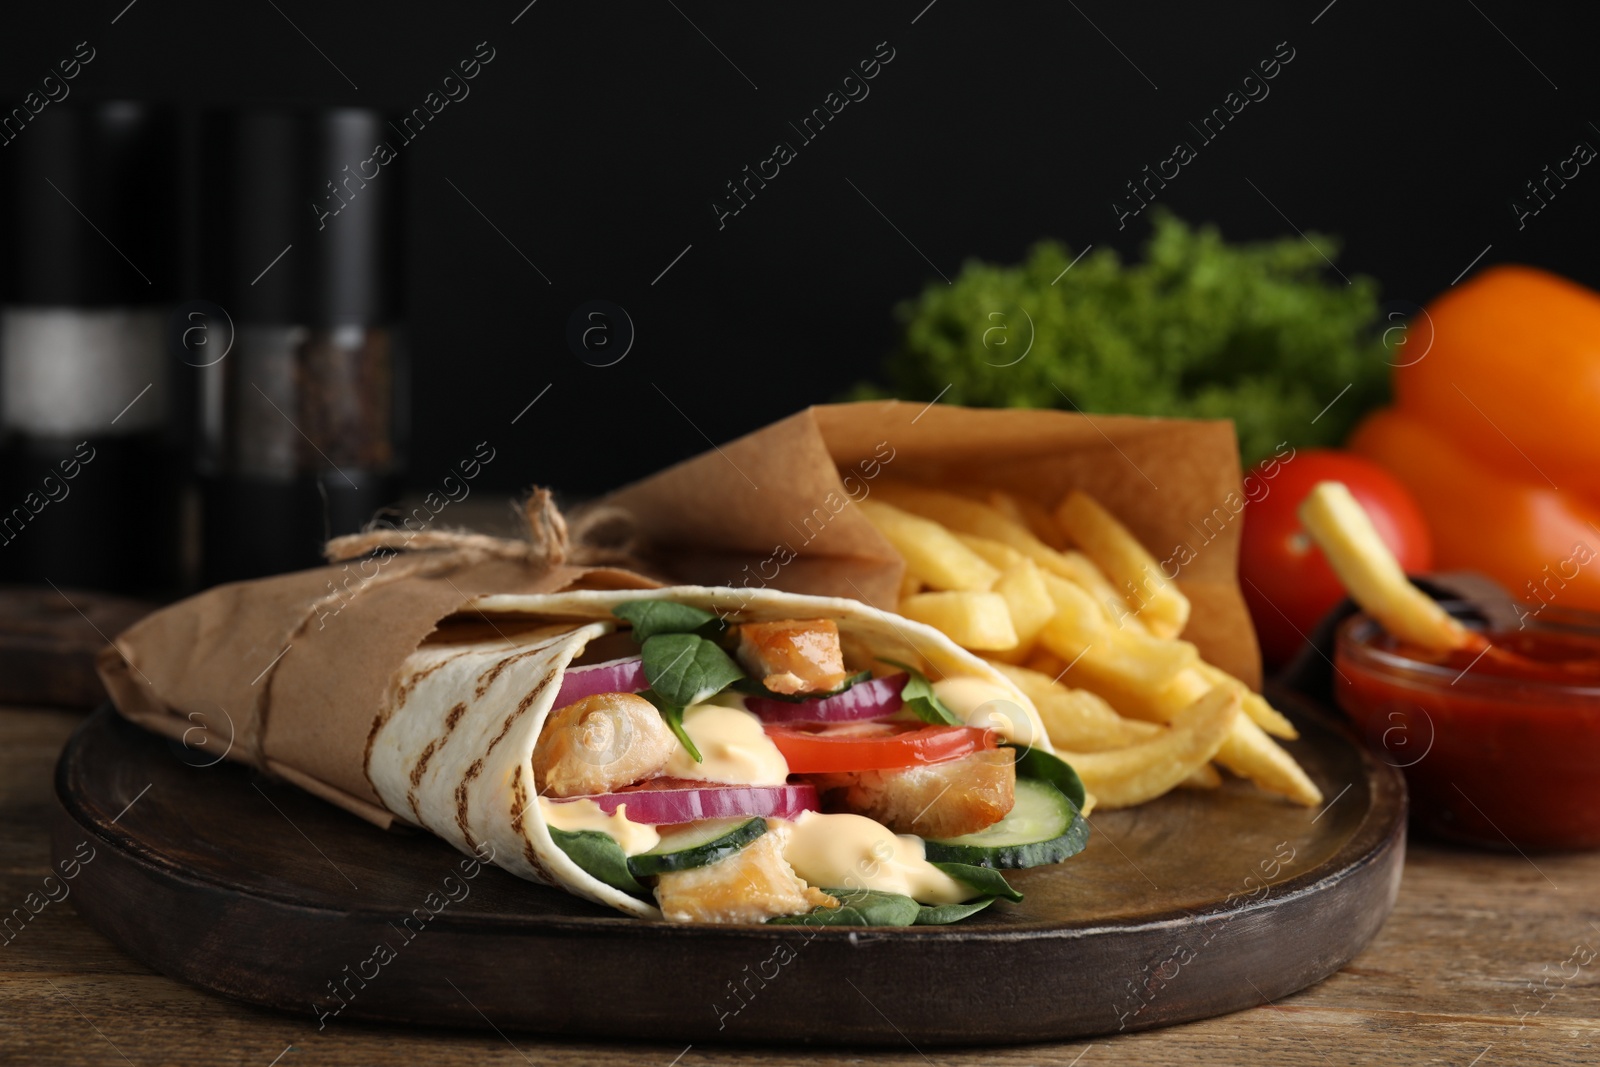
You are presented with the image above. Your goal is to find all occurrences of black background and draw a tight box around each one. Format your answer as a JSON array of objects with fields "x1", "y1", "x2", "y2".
[{"x1": 4, "y1": 0, "x2": 1597, "y2": 496}]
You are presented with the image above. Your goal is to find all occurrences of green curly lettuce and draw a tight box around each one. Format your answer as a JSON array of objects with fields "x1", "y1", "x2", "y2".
[{"x1": 850, "y1": 210, "x2": 1393, "y2": 465}]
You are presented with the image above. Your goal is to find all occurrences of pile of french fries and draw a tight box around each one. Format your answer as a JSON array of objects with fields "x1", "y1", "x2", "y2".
[{"x1": 860, "y1": 483, "x2": 1322, "y2": 812}]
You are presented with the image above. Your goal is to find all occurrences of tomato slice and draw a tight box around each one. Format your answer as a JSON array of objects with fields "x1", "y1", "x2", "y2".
[{"x1": 763, "y1": 720, "x2": 996, "y2": 773}]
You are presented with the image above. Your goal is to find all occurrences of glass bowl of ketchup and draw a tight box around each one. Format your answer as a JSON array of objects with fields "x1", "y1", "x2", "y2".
[{"x1": 1335, "y1": 604, "x2": 1600, "y2": 850}]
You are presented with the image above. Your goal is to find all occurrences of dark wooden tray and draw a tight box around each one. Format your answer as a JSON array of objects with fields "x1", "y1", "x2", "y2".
[{"x1": 53, "y1": 690, "x2": 1404, "y2": 1047}]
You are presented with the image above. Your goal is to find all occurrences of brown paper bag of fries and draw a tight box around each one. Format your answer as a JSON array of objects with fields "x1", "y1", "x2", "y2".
[
  {"x1": 603, "y1": 403, "x2": 1323, "y2": 811},
  {"x1": 601, "y1": 401, "x2": 1260, "y2": 687}
]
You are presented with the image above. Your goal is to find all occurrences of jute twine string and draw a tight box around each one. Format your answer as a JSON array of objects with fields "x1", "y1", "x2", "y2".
[
  {"x1": 280, "y1": 489, "x2": 644, "y2": 646},
  {"x1": 240, "y1": 490, "x2": 639, "y2": 770},
  {"x1": 323, "y1": 488, "x2": 639, "y2": 573}
]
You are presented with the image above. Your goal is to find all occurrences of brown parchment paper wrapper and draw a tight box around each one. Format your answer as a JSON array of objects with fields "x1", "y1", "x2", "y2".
[
  {"x1": 97, "y1": 559, "x2": 656, "y2": 828},
  {"x1": 602, "y1": 401, "x2": 1260, "y2": 689}
]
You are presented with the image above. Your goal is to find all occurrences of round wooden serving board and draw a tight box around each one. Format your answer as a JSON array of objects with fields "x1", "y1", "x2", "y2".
[{"x1": 53, "y1": 691, "x2": 1404, "y2": 1047}]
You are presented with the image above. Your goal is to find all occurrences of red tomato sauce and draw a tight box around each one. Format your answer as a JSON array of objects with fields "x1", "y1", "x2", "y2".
[
  {"x1": 1378, "y1": 629, "x2": 1600, "y2": 684},
  {"x1": 1335, "y1": 620, "x2": 1600, "y2": 850}
]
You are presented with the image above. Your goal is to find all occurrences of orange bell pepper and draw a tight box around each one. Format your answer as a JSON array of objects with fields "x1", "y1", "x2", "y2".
[{"x1": 1350, "y1": 265, "x2": 1600, "y2": 612}]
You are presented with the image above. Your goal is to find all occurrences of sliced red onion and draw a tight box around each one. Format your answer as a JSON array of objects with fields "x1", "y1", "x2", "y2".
[
  {"x1": 745, "y1": 673, "x2": 907, "y2": 724},
  {"x1": 554, "y1": 781, "x2": 820, "y2": 825},
  {"x1": 554, "y1": 656, "x2": 646, "y2": 709}
]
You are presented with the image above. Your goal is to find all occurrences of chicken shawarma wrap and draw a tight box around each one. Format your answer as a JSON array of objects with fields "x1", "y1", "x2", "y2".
[{"x1": 367, "y1": 586, "x2": 1089, "y2": 925}]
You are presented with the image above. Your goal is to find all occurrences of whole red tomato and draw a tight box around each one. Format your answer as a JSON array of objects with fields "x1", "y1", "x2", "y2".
[{"x1": 1239, "y1": 448, "x2": 1433, "y2": 667}]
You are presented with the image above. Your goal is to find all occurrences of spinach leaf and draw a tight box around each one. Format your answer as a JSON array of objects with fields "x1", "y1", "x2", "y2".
[
  {"x1": 767, "y1": 888, "x2": 922, "y2": 927},
  {"x1": 637, "y1": 633, "x2": 747, "y2": 764},
  {"x1": 641, "y1": 633, "x2": 745, "y2": 707},
  {"x1": 613, "y1": 600, "x2": 724, "y2": 642},
  {"x1": 1009, "y1": 744, "x2": 1088, "y2": 812},
  {"x1": 547, "y1": 827, "x2": 650, "y2": 898},
  {"x1": 733, "y1": 669, "x2": 872, "y2": 703},
  {"x1": 768, "y1": 888, "x2": 1002, "y2": 926},
  {"x1": 879, "y1": 659, "x2": 963, "y2": 725},
  {"x1": 914, "y1": 898, "x2": 997, "y2": 925},
  {"x1": 639, "y1": 689, "x2": 701, "y2": 763},
  {"x1": 930, "y1": 861, "x2": 1024, "y2": 903}
]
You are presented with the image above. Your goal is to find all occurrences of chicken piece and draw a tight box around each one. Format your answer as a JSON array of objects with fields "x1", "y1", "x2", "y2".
[
  {"x1": 812, "y1": 748, "x2": 1016, "y2": 839},
  {"x1": 654, "y1": 824, "x2": 837, "y2": 924},
  {"x1": 735, "y1": 618, "x2": 849, "y2": 696},
  {"x1": 532, "y1": 692, "x2": 676, "y2": 798}
]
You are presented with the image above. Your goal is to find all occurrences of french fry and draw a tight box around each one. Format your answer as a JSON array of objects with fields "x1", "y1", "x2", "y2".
[
  {"x1": 871, "y1": 479, "x2": 1322, "y2": 813},
  {"x1": 989, "y1": 662, "x2": 1164, "y2": 751},
  {"x1": 1298, "y1": 481, "x2": 1470, "y2": 652},
  {"x1": 1040, "y1": 634, "x2": 1200, "y2": 701},
  {"x1": 1038, "y1": 573, "x2": 1197, "y2": 686},
  {"x1": 859, "y1": 499, "x2": 1000, "y2": 592},
  {"x1": 1192, "y1": 662, "x2": 1298, "y2": 740},
  {"x1": 1179, "y1": 764, "x2": 1223, "y2": 790},
  {"x1": 899, "y1": 591, "x2": 1019, "y2": 651},
  {"x1": 1038, "y1": 571, "x2": 1110, "y2": 644},
  {"x1": 1055, "y1": 688, "x2": 1240, "y2": 809},
  {"x1": 876, "y1": 483, "x2": 1076, "y2": 578},
  {"x1": 992, "y1": 659, "x2": 1221, "y2": 787},
  {"x1": 1044, "y1": 659, "x2": 1200, "y2": 724},
  {"x1": 1054, "y1": 549, "x2": 1144, "y2": 631},
  {"x1": 1060, "y1": 658, "x2": 1299, "y2": 751},
  {"x1": 963, "y1": 539, "x2": 1128, "y2": 649},
  {"x1": 882, "y1": 483, "x2": 1148, "y2": 629},
  {"x1": 1055, "y1": 490, "x2": 1191, "y2": 640},
  {"x1": 987, "y1": 490, "x2": 1069, "y2": 549},
  {"x1": 1024, "y1": 648, "x2": 1067, "y2": 677},
  {"x1": 993, "y1": 560, "x2": 1055, "y2": 652},
  {"x1": 1213, "y1": 716, "x2": 1322, "y2": 806},
  {"x1": 956, "y1": 534, "x2": 1027, "y2": 571}
]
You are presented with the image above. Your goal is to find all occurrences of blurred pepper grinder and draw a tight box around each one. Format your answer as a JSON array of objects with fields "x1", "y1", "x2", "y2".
[
  {"x1": 198, "y1": 108, "x2": 407, "y2": 584},
  {"x1": 0, "y1": 102, "x2": 185, "y2": 594}
]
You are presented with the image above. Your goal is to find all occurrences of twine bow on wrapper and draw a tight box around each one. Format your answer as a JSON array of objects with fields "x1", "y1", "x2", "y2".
[
  {"x1": 323, "y1": 488, "x2": 645, "y2": 577},
  {"x1": 301, "y1": 489, "x2": 649, "y2": 641}
]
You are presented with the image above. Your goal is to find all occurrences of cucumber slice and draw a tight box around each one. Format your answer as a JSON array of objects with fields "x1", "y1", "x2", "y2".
[
  {"x1": 923, "y1": 778, "x2": 1088, "y2": 869},
  {"x1": 627, "y1": 817, "x2": 767, "y2": 878}
]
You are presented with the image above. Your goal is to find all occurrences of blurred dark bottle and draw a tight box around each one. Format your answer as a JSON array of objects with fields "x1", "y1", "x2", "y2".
[
  {"x1": 198, "y1": 108, "x2": 407, "y2": 584},
  {"x1": 0, "y1": 102, "x2": 185, "y2": 594}
]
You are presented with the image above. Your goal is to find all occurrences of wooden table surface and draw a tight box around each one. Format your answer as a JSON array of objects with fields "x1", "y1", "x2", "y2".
[{"x1": 4, "y1": 704, "x2": 1597, "y2": 1066}]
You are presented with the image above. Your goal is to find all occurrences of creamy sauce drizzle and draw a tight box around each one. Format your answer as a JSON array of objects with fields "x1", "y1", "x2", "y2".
[
  {"x1": 664, "y1": 701, "x2": 790, "y2": 785},
  {"x1": 780, "y1": 810, "x2": 972, "y2": 905},
  {"x1": 538, "y1": 797, "x2": 661, "y2": 855},
  {"x1": 933, "y1": 676, "x2": 1038, "y2": 747}
]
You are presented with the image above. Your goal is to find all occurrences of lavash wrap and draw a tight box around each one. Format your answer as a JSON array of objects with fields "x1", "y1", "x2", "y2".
[
  {"x1": 372, "y1": 586, "x2": 1050, "y2": 919},
  {"x1": 97, "y1": 564, "x2": 1046, "y2": 920}
]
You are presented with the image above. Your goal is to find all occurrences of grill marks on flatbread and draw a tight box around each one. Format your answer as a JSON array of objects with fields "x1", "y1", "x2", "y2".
[
  {"x1": 486, "y1": 667, "x2": 560, "y2": 767},
  {"x1": 455, "y1": 774, "x2": 478, "y2": 852},
  {"x1": 474, "y1": 645, "x2": 551, "y2": 699},
  {"x1": 397, "y1": 647, "x2": 477, "y2": 707},
  {"x1": 445, "y1": 665, "x2": 556, "y2": 847},
  {"x1": 382, "y1": 630, "x2": 569, "y2": 825},
  {"x1": 365, "y1": 646, "x2": 480, "y2": 795},
  {"x1": 366, "y1": 620, "x2": 649, "y2": 914},
  {"x1": 405, "y1": 701, "x2": 465, "y2": 818},
  {"x1": 511, "y1": 765, "x2": 540, "y2": 871}
]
